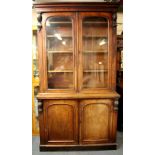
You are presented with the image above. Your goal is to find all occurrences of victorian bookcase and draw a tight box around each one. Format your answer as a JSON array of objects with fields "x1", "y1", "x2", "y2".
[{"x1": 33, "y1": 1, "x2": 120, "y2": 151}]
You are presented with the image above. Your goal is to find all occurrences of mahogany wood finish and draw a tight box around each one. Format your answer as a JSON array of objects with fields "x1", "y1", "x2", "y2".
[
  {"x1": 33, "y1": 1, "x2": 120, "y2": 151},
  {"x1": 42, "y1": 12, "x2": 77, "y2": 92},
  {"x1": 43, "y1": 100, "x2": 78, "y2": 145},
  {"x1": 80, "y1": 99, "x2": 113, "y2": 144}
]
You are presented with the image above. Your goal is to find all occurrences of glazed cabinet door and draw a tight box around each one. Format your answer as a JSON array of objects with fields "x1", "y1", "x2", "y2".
[
  {"x1": 43, "y1": 100, "x2": 78, "y2": 145},
  {"x1": 79, "y1": 99, "x2": 114, "y2": 144},
  {"x1": 78, "y1": 12, "x2": 114, "y2": 92},
  {"x1": 40, "y1": 12, "x2": 77, "y2": 93}
]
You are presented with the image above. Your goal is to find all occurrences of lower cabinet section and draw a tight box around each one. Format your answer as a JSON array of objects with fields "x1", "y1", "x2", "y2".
[{"x1": 39, "y1": 99, "x2": 118, "y2": 150}]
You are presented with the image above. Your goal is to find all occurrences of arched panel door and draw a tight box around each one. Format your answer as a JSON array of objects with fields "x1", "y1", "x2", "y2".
[
  {"x1": 43, "y1": 100, "x2": 78, "y2": 145},
  {"x1": 79, "y1": 99, "x2": 113, "y2": 144}
]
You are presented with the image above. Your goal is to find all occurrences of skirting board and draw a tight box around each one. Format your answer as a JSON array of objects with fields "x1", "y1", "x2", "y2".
[{"x1": 40, "y1": 143, "x2": 117, "y2": 151}]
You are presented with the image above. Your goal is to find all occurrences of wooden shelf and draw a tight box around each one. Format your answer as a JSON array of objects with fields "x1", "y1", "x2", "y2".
[
  {"x1": 48, "y1": 70, "x2": 73, "y2": 73},
  {"x1": 48, "y1": 50, "x2": 107, "y2": 54},
  {"x1": 47, "y1": 35, "x2": 107, "y2": 38},
  {"x1": 83, "y1": 21, "x2": 107, "y2": 24},
  {"x1": 47, "y1": 35, "x2": 72, "y2": 38},
  {"x1": 48, "y1": 50, "x2": 73, "y2": 53},
  {"x1": 48, "y1": 21, "x2": 71, "y2": 24},
  {"x1": 84, "y1": 70, "x2": 108, "y2": 73},
  {"x1": 83, "y1": 51, "x2": 108, "y2": 53},
  {"x1": 47, "y1": 50, "x2": 108, "y2": 54},
  {"x1": 83, "y1": 35, "x2": 107, "y2": 38}
]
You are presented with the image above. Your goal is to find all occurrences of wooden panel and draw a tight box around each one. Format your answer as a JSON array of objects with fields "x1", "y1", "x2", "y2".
[
  {"x1": 80, "y1": 99, "x2": 113, "y2": 144},
  {"x1": 44, "y1": 100, "x2": 78, "y2": 145},
  {"x1": 37, "y1": 91, "x2": 120, "y2": 100},
  {"x1": 34, "y1": 2, "x2": 119, "y2": 13}
]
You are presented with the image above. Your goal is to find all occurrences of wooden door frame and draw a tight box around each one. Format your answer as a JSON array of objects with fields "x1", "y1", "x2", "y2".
[
  {"x1": 78, "y1": 12, "x2": 114, "y2": 93},
  {"x1": 43, "y1": 100, "x2": 79, "y2": 145},
  {"x1": 79, "y1": 99, "x2": 114, "y2": 144},
  {"x1": 39, "y1": 12, "x2": 78, "y2": 93}
]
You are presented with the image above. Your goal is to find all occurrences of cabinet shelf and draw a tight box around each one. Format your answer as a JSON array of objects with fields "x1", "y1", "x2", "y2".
[
  {"x1": 84, "y1": 70, "x2": 108, "y2": 73},
  {"x1": 83, "y1": 21, "x2": 107, "y2": 24},
  {"x1": 83, "y1": 51, "x2": 107, "y2": 53},
  {"x1": 83, "y1": 21, "x2": 108, "y2": 24},
  {"x1": 48, "y1": 50, "x2": 73, "y2": 53},
  {"x1": 83, "y1": 35, "x2": 107, "y2": 38},
  {"x1": 47, "y1": 35, "x2": 107, "y2": 38},
  {"x1": 48, "y1": 50, "x2": 107, "y2": 54},
  {"x1": 48, "y1": 21, "x2": 71, "y2": 24},
  {"x1": 47, "y1": 35, "x2": 72, "y2": 38},
  {"x1": 48, "y1": 70, "x2": 73, "y2": 73}
]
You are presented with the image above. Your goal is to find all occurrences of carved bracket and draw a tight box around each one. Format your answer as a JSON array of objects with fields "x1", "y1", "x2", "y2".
[
  {"x1": 114, "y1": 99, "x2": 119, "y2": 111},
  {"x1": 112, "y1": 13, "x2": 117, "y2": 29},
  {"x1": 37, "y1": 13, "x2": 42, "y2": 31},
  {"x1": 38, "y1": 100, "x2": 43, "y2": 113}
]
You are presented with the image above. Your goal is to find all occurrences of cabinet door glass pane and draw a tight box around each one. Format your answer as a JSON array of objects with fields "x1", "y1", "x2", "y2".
[
  {"x1": 82, "y1": 17, "x2": 109, "y2": 88},
  {"x1": 46, "y1": 17, "x2": 74, "y2": 89}
]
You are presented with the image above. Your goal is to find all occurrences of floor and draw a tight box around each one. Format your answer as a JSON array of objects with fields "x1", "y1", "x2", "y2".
[{"x1": 32, "y1": 132, "x2": 123, "y2": 155}]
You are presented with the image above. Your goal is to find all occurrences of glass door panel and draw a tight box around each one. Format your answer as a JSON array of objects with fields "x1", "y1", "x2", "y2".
[
  {"x1": 82, "y1": 17, "x2": 109, "y2": 88},
  {"x1": 46, "y1": 17, "x2": 74, "y2": 89}
]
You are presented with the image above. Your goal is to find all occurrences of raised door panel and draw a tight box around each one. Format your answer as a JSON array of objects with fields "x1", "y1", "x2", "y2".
[
  {"x1": 80, "y1": 99, "x2": 113, "y2": 144},
  {"x1": 44, "y1": 100, "x2": 78, "y2": 145}
]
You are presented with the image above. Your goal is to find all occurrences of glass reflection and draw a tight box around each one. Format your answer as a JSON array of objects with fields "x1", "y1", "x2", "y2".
[
  {"x1": 82, "y1": 17, "x2": 109, "y2": 88},
  {"x1": 46, "y1": 17, "x2": 73, "y2": 89}
]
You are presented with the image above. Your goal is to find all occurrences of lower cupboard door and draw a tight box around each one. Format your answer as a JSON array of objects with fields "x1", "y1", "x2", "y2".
[
  {"x1": 44, "y1": 100, "x2": 78, "y2": 145},
  {"x1": 80, "y1": 99, "x2": 113, "y2": 144}
]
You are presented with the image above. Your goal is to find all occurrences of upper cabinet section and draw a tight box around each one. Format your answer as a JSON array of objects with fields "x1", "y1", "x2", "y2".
[
  {"x1": 34, "y1": 2, "x2": 119, "y2": 93},
  {"x1": 46, "y1": 16, "x2": 74, "y2": 89}
]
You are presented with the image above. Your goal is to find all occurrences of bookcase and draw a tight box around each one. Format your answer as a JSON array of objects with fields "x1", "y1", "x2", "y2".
[{"x1": 34, "y1": 1, "x2": 120, "y2": 151}]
